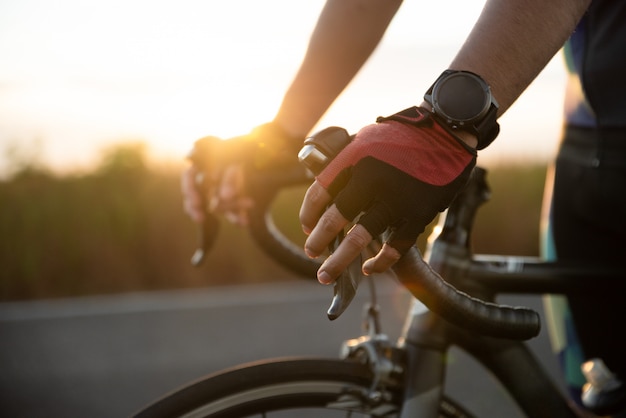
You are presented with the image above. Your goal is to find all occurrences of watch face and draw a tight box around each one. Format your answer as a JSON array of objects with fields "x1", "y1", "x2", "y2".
[{"x1": 432, "y1": 72, "x2": 491, "y2": 125}]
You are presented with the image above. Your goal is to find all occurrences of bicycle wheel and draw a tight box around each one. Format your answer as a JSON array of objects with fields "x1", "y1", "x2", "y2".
[{"x1": 134, "y1": 357, "x2": 476, "y2": 418}]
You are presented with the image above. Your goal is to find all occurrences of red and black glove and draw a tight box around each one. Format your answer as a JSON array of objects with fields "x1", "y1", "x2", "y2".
[{"x1": 316, "y1": 106, "x2": 476, "y2": 253}]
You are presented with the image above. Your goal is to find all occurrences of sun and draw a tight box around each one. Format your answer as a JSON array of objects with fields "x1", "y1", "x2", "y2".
[{"x1": 0, "y1": 0, "x2": 320, "y2": 173}]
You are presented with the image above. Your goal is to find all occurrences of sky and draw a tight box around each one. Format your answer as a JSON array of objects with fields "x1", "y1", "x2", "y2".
[{"x1": 0, "y1": 0, "x2": 567, "y2": 176}]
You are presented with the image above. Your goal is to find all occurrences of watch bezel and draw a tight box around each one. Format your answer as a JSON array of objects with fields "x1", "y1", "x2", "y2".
[
  {"x1": 429, "y1": 71, "x2": 493, "y2": 127},
  {"x1": 423, "y1": 70, "x2": 500, "y2": 150}
]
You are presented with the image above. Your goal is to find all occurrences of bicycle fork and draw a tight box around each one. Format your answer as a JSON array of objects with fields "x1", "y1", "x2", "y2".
[{"x1": 339, "y1": 296, "x2": 447, "y2": 418}]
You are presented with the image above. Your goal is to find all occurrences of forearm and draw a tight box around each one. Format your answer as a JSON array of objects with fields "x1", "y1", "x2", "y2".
[
  {"x1": 274, "y1": 0, "x2": 403, "y2": 138},
  {"x1": 448, "y1": 0, "x2": 591, "y2": 115}
]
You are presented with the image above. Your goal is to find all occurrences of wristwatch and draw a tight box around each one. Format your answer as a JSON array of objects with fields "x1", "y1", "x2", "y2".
[{"x1": 424, "y1": 70, "x2": 500, "y2": 150}]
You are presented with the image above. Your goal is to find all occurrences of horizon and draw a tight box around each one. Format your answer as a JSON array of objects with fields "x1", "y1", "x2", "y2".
[{"x1": 0, "y1": 0, "x2": 567, "y2": 177}]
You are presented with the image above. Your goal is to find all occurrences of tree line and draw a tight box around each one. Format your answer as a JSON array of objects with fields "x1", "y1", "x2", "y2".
[{"x1": 0, "y1": 143, "x2": 547, "y2": 301}]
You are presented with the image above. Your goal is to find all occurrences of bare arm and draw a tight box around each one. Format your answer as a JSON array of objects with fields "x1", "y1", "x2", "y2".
[
  {"x1": 448, "y1": 0, "x2": 591, "y2": 115},
  {"x1": 418, "y1": 0, "x2": 591, "y2": 148},
  {"x1": 278, "y1": 0, "x2": 590, "y2": 138},
  {"x1": 274, "y1": 0, "x2": 403, "y2": 138},
  {"x1": 301, "y1": 0, "x2": 595, "y2": 283},
  {"x1": 183, "y1": 0, "x2": 401, "y2": 224}
]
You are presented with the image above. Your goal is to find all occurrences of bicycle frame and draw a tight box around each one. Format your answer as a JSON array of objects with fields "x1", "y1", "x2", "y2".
[
  {"x1": 399, "y1": 287, "x2": 577, "y2": 417},
  {"x1": 384, "y1": 167, "x2": 618, "y2": 417},
  {"x1": 185, "y1": 131, "x2": 624, "y2": 417}
]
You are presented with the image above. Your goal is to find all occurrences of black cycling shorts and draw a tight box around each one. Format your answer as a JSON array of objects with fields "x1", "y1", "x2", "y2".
[{"x1": 550, "y1": 125, "x2": 626, "y2": 377}]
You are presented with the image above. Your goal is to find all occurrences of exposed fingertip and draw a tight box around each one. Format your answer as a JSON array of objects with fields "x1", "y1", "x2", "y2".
[
  {"x1": 317, "y1": 270, "x2": 333, "y2": 285},
  {"x1": 190, "y1": 211, "x2": 205, "y2": 224},
  {"x1": 362, "y1": 258, "x2": 374, "y2": 276},
  {"x1": 304, "y1": 246, "x2": 318, "y2": 259}
]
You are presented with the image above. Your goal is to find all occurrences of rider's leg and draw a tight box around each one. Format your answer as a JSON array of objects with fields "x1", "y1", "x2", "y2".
[
  {"x1": 548, "y1": 126, "x2": 626, "y2": 415},
  {"x1": 541, "y1": 166, "x2": 586, "y2": 406}
]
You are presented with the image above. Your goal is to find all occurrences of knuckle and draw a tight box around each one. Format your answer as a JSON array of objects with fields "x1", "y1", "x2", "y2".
[
  {"x1": 304, "y1": 219, "x2": 338, "y2": 256},
  {"x1": 343, "y1": 227, "x2": 371, "y2": 251},
  {"x1": 308, "y1": 183, "x2": 332, "y2": 209},
  {"x1": 319, "y1": 212, "x2": 344, "y2": 234}
]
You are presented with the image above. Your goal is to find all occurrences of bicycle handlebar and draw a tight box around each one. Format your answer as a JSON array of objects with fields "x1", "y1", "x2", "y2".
[
  {"x1": 298, "y1": 127, "x2": 540, "y2": 339},
  {"x1": 395, "y1": 247, "x2": 541, "y2": 340},
  {"x1": 188, "y1": 136, "x2": 320, "y2": 273},
  {"x1": 188, "y1": 128, "x2": 541, "y2": 341},
  {"x1": 245, "y1": 166, "x2": 321, "y2": 277}
]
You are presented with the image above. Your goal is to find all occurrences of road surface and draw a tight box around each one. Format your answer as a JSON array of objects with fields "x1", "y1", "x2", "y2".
[{"x1": 0, "y1": 279, "x2": 566, "y2": 417}]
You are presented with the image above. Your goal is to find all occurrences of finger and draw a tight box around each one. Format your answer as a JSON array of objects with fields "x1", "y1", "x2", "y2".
[
  {"x1": 210, "y1": 194, "x2": 254, "y2": 224},
  {"x1": 183, "y1": 200, "x2": 205, "y2": 223},
  {"x1": 218, "y1": 165, "x2": 245, "y2": 201},
  {"x1": 385, "y1": 217, "x2": 426, "y2": 255},
  {"x1": 354, "y1": 200, "x2": 394, "y2": 241},
  {"x1": 362, "y1": 243, "x2": 402, "y2": 275},
  {"x1": 212, "y1": 164, "x2": 254, "y2": 225},
  {"x1": 299, "y1": 180, "x2": 333, "y2": 235},
  {"x1": 181, "y1": 166, "x2": 206, "y2": 223},
  {"x1": 317, "y1": 223, "x2": 373, "y2": 284},
  {"x1": 224, "y1": 210, "x2": 247, "y2": 226},
  {"x1": 225, "y1": 197, "x2": 255, "y2": 226},
  {"x1": 303, "y1": 204, "x2": 349, "y2": 259}
]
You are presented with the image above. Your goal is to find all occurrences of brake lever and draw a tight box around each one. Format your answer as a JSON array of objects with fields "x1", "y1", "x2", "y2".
[
  {"x1": 189, "y1": 171, "x2": 220, "y2": 266},
  {"x1": 299, "y1": 127, "x2": 364, "y2": 320},
  {"x1": 326, "y1": 232, "x2": 364, "y2": 320}
]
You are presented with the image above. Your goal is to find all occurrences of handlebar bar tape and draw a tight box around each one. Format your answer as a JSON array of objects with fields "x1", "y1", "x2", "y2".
[{"x1": 395, "y1": 247, "x2": 541, "y2": 340}]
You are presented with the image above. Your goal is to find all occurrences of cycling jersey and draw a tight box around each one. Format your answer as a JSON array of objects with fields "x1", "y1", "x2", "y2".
[{"x1": 564, "y1": 0, "x2": 626, "y2": 128}]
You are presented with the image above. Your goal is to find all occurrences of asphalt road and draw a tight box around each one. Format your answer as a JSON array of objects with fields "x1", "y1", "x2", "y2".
[{"x1": 0, "y1": 279, "x2": 567, "y2": 417}]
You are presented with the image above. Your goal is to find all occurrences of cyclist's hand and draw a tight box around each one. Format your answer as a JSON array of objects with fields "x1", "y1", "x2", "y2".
[
  {"x1": 182, "y1": 123, "x2": 301, "y2": 226},
  {"x1": 299, "y1": 107, "x2": 477, "y2": 284},
  {"x1": 182, "y1": 163, "x2": 253, "y2": 225},
  {"x1": 182, "y1": 164, "x2": 206, "y2": 223}
]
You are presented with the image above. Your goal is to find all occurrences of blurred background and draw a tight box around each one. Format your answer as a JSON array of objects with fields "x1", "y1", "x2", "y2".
[{"x1": 0, "y1": 0, "x2": 566, "y2": 301}]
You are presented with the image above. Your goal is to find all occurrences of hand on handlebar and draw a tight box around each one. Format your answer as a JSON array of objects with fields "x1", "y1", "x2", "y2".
[
  {"x1": 182, "y1": 164, "x2": 254, "y2": 225},
  {"x1": 182, "y1": 122, "x2": 302, "y2": 226},
  {"x1": 299, "y1": 106, "x2": 477, "y2": 285}
]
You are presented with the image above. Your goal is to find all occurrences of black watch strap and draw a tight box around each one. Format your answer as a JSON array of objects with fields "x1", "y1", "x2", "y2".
[{"x1": 472, "y1": 103, "x2": 499, "y2": 150}]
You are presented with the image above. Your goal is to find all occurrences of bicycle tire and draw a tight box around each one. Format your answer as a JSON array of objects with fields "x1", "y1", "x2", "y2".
[{"x1": 134, "y1": 358, "x2": 477, "y2": 418}]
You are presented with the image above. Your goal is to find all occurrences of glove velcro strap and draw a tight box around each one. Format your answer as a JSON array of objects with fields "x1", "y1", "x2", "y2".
[
  {"x1": 378, "y1": 106, "x2": 476, "y2": 155},
  {"x1": 376, "y1": 106, "x2": 432, "y2": 127}
]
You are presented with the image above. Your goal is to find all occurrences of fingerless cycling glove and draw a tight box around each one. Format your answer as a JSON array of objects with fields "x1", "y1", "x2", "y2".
[{"x1": 316, "y1": 106, "x2": 476, "y2": 253}]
